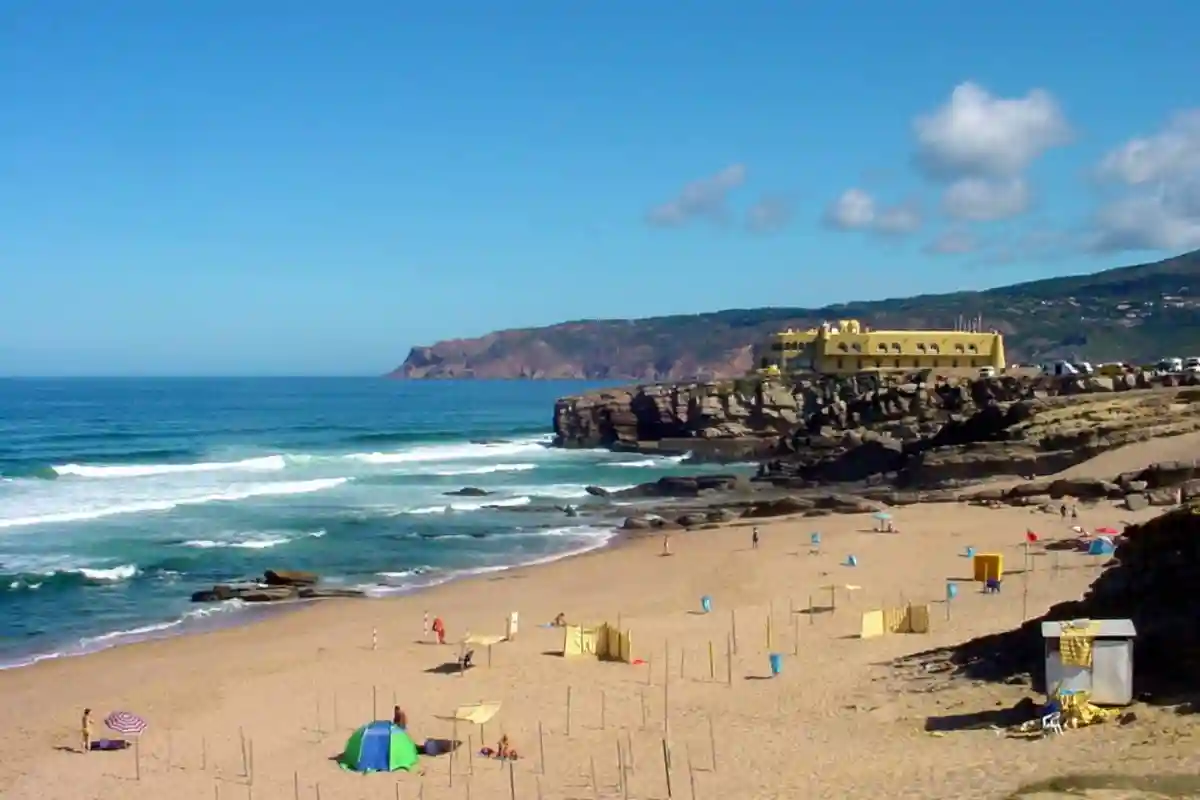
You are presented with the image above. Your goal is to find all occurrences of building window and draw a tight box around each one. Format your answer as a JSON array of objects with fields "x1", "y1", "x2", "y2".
[
  {"x1": 968, "y1": 344, "x2": 978, "y2": 353},
  {"x1": 837, "y1": 342, "x2": 849, "y2": 352},
  {"x1": 930, "y1": 344, "x2": 940, "y2": 353},
  {"x1": 894, "y1": 359, "x2": 901, "y2": 368},
  {"x1": 952, "y1": 359, "x2": 959, "y2": 368},
  {"x1": 891, "y1": 343, "x2": 901, "y2": 352},
  {"x1": 873, "y1": 359, "x2": 882, "y2": 369},
  {"x1": 954, "y1": 344, "x2": 965, "y2": 354},
  {"x1": 852, "y1": 343, "x2": 862, "y2": 353},
  {"x1": 877, "y1": 343, "x2": 888, "y2": 353},
  {"x1": 917, "y1": 343, "x2": 927, "y2": 352}
]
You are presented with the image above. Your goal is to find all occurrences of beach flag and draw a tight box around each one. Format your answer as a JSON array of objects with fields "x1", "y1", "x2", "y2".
[{"x1": 1025, "y1": 530, "x2": 1039, "y2": 543}]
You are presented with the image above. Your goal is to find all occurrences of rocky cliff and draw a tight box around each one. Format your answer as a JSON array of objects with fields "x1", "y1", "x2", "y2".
[
  {"x1": 553, "y1": 371, "x2": 1200, "y2": 486},
  {"x1": 391, "y1": 249, "x2": 1200, "y2": 379}
]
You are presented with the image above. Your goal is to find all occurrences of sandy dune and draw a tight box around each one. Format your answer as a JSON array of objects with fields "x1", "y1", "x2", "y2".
[{"x1": 1, "y1": 497, "x2": 1197, "y2": 799}]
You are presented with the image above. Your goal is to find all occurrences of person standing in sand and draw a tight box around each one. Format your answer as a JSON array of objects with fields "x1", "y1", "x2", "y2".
[
  {"x1": 80, "y1": 708, "x2": 92, "y2": 753},
  {"x1": 752, "y1": 527, "x2": 760, "y2": 549}
]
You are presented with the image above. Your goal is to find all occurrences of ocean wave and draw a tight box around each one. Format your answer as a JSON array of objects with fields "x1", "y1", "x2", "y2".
[
  {"x1": 5, "y1": 563, "x2": 139, "y2": 592},
  {"x1": 348, "y1": 437, "x2": 550, "y2": 466},
  {"x1": 422, "y1": 462, "x2": 538, "y2": 477},
  {"x1": 602, "y1": 455, "x2": 688, "y2": 468},
  {"x1": 180, "y1": 529, "x2": 326, "y2": 550},
  {"x1": 405, "y1": 495, "x2": 533, "y2": 515},
  {"x1": 0, "y1": 477, "x2": 348, "y2": 530},
  {"x1": 52, "y1": 454, "x2": 287, "y2": 479},
  {"x1": 345, "y1": 425, "x2": 548, "y2": 446},
  {"x1": 362, "y1": 525, "x2": 615, "y2": 597}
]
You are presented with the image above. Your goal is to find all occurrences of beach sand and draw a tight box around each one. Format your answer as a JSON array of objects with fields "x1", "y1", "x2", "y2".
[{"x1": 2, "y1": 493, "x2": 1198, "y2": 799}]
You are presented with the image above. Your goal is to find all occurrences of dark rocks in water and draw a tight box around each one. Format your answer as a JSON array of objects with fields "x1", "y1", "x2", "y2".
[
  {"x1": 191, "y1": 570, "x2": 365, "y2": 604},
  {"x1": 263, "y1": 569, "x2": 318, "y2": 587},
  {"x1": 445, "y1": 487, "x2": 491, "y2": 497},
  {"x1": 584, "y1": 485, "x2": 611, "y2": 497},
  {"x1": 616, "y1": 474, "x2": 749, "y2": 499}
]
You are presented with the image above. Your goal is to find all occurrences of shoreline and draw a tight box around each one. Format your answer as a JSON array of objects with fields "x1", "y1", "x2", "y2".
[{"x1": 0, "y1": 518, "x2": 630, "y2": 673}]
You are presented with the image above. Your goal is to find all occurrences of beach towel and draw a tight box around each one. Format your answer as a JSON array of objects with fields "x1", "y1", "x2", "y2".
[{"x1": 1057, "y1": 621, "x2": 1098, "y2": 668}]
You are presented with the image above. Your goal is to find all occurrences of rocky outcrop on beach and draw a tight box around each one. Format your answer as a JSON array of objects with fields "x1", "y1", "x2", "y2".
[
  {"x1": 554, "y1": 372, "x2": 1200, "y2": 487},
  {"x1": 893, "y1": 500, "x2": 1200, "y2": 703},
  {"x1": 190, "y1": 570, "x2": 365, "y2": 604},
  {"x1": 610, "y1": 456, "x2": 1200, "y2": 531}
]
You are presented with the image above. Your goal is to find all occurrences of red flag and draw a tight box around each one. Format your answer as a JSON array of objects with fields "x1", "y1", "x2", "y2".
[{"x1": 1025, "y1": 530, "x2": 1039, "y2": 543}]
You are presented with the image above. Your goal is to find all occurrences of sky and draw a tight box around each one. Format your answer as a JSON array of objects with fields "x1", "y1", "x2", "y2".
[{"x1": 2, "y1": 1, "x2": 1199, "y2": 376}]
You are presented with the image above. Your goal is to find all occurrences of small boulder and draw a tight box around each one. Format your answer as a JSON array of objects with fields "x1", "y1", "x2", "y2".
[
  {"x1": 444, "y1": 487, "x2": 490, "y2": 497},
  {"x1": 1123, "y1": 493, "x2": 1150, "y2": 511},
  {"x1": 263, "y1": 569, "x2": 319, "y2": 587},
  {"x1": 584, "y1": 485, "x2": 611, "y2": 497}
]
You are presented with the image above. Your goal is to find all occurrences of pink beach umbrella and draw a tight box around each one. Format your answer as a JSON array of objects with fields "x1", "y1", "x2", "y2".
[{"x1": 104, "y1": 711, "x2": 148, "y2": 736}]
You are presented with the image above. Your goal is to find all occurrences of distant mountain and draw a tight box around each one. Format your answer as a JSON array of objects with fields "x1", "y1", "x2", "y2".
[{"x1": 390, "y1": 249, "x2": 1200, "y2": 380}]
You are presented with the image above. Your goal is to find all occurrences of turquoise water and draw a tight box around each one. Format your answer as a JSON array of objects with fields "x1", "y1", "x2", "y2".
[{"x1": 0, "y1": 378, "x2": 737, "y2": 668}]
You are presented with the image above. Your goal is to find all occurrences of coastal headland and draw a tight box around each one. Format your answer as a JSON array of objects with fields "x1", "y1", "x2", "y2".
[{"x1": 7, "y1": 376, "x2": 1200, "y2": 798}]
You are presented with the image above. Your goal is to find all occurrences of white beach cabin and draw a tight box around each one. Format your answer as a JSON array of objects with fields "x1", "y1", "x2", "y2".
[{"x1": 1041, "y1": 618, "x2": 1136, "y2": 706}]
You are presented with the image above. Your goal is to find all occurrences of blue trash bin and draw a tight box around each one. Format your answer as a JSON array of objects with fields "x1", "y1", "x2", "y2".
[
  {"x1": 965, "y1": 546, "x2": 975, "y2": 558},
  {"x1": 768, "y1": 653, "x2": 783, "y2": 676},
  {"x1": 946, "y1": 582, "x2": 958, "y2": 600},
  {"x1": 701, "y1": 595, "x2": 712, "y2": 613}
]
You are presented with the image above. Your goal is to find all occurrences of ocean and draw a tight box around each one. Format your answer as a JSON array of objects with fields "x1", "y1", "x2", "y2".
[{"x1": 0, "y1": 378, "x2": 743, "y2": 669}]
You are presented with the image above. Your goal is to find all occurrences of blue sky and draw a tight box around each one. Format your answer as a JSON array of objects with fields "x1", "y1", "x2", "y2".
[{"x1": 3, "y1": 1, "x2": 1199, "y2": 376}]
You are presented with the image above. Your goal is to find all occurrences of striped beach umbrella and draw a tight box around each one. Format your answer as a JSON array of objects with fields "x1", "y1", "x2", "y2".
[{"x1": 104, "y1": 711, "x2": 148, "y2": 736}]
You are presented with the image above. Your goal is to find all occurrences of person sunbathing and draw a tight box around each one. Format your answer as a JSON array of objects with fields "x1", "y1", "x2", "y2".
[{"x1": 480, "y1": 734, "x2": 519, "y2": 760}]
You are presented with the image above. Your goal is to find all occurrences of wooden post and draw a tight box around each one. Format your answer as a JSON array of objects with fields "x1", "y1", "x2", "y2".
[
  {"x1": 680, "y1": 648, "x2": 686, "y2": 680},
  {"x1": 617, "y1": 737, "x2": 627, "y2": 799},
  {"x1": 708, "y1": 641, "x2": 715, "y2": 680},
  {"x1": 646, "y1": 655, "x2": 653, "y2": 686},
  {"x1": 249, "y1": 740, "x2": 255, "y2": 786},
  {"x1": 167, "y1": 727, "x2": 173, "y2": 769},
  {"x1": 707, "y1": 715, "x2": 717, "y2": 772},
  {"x1": 664, "y1": 641, "x2": 670, "y2": 686},
  {"x1": 373, "y1": 685, "x2": 378, "y2": 720},
  {"x1": 766, "y1": 611, "x2": 773, "y2": 650},
  {"x1": 640, "y1": 690, "x2": 648, "y2": 730},
  {"x1": 1022, "y1": 569, "x2": 1029, "y2": 621},
  {"x1": 214, "y1": 779, "x2": 220, "y2": 800},
  {"x1": 315, "y1": 696, "x2": 322, "y2": 740},
  {"x1": 294, "y1": 772, "x2": 301, "y2": 800},
  {"x1": 726, "y1": 634, "x2": 733, "y2": 687},
  {"x1": 135, "y1": 737, "x2": 141, "y2": 781},
  {"x1": 538, "y1": 721, "x2": 546, "y2": 774},
  {"x1": 201, "y1": 736, "x2": 208, "y2": 771},
  {"x1": 450, "y1": 718, "x2": 457, "y2": 787},
  {"x1": 590, "y1": 755, "x2": 599, "y2": 800},
  {"x1": 730, "y1": 609, "x2": 737, "y2": 654},
  {"x1": 509, "y1": 759, "x2": 517, "y2": 800},
  {"x1": 566, "y1": 686, "x2": 573, "y2": 737},
  {"x1": 661, "y1": 739, "x2": 673, "y2": 798},
  {"x1": 239, "y1": 727, "x2": 248, "y2": 777},
  {"x1": 687, "y1": 745, "x2": 698, "y2": 800},
  {"x1": 792, "y1": 609, "x2": 800, "y2": 655},
  {"x1": 808, "y1": 594, "x2": 814, "y2": 624},
  {"x1": 829, "y1": 585, "x2": 836, "y2": 613},
  {"x1": 663, "y1": 665, "x2": 670, "y2": 737},
  {"x1": 468, "y1": 733, "x2": 474, "y2": 775}
]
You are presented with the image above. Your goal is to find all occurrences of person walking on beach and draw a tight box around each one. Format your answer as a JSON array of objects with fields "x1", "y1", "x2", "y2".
[
  {"x1": 751, "y1": 527, "x2": 760, "y2": 549},
  {"x1": 81, "y1": 708, "x2": 93, "y2": 753}
]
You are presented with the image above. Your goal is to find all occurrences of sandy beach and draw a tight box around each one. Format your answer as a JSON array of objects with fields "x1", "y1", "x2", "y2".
[{"x1": 2, "y1": 489, "x2": 1198, "y2": 800}]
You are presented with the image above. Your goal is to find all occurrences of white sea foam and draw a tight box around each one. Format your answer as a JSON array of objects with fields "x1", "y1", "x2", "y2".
[
  {"x1": 405, "y1": 495, "x2": 533, "y2": 515},
  {"x1": 181, "y1": 529, "x2": 326, "y2": 550},
  {"x1": 348, "y1": 438, "x2": 548, "y2": 466},
  {"x1": 53, "y1": 454, "x2": 287, "y2": 479},
  {"x1": 0, "y1": 477, "x2": 348, "y2": 530},
  {"x1": 421, "y1": 462, "x2": 539, "y2": 477},
  {"x1": 602, "y1": 455, "x2": 687, "y2": 468}
]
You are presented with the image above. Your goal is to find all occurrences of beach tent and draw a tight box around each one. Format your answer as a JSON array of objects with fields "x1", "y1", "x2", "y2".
[
  {"x1": 1087, "y1": 538, "x2": 1116, "y2": 556},
  {"x1": 339, "y1": 722, "x2": 419, "y2": 773}
]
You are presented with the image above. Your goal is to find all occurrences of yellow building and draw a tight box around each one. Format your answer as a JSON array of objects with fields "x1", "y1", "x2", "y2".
[{"x1": 758, "y1": 319, "x2": 1006, "y2": 374}]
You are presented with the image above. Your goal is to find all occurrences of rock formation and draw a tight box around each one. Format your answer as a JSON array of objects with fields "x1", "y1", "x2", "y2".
[
  {"x1": 190, "y1": 570, "x2": 365, "y2": 604},
  {"x1": 554, "y1": 372, "x2": 1200, "y2": 485}
]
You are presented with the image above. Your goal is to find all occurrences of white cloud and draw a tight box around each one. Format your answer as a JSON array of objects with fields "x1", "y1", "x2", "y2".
[
  {"x1": 913, "y1": 82, "x2": 1071, "y2": 180},
  {"x1": 1097, "y1": 111, "x2": 1200, "y2": 185},
  {"x1": 1090, "y1": 111, "x2": 1200, "y2": 253},
  {"x1": 745, "y1": 195, "x2": 794, "y2": 233},
  {"x1": 924, "y1": 229, "x2": 979, "y2": 255},
  {"x1": 941, "y1": 177, "x2": 1030, "y2": 221},
  {"x1": 646, "y1": 164, "x2": 747, "y2": 227},
  {"x1": 824, "y1": 189, "x2": 921, "y2": 234}
]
